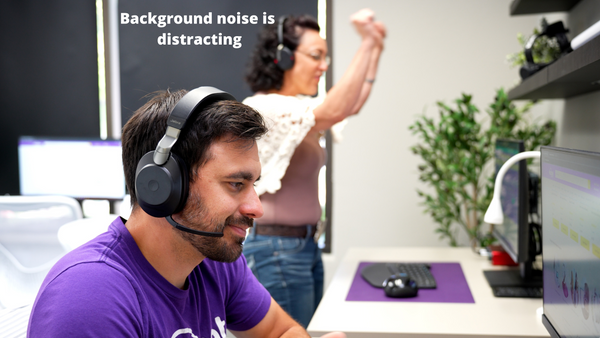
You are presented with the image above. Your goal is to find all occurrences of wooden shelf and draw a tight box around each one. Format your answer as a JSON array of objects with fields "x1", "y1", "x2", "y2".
[
  {"x1": 507, "y1": 34, "x2": 600, "y2": 100},
  {"x1": 509, "y1": 0, "x2": 581, "y2": 15}
]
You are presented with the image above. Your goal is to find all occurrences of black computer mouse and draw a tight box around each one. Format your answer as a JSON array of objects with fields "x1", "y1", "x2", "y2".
[{"x1": 383, "y1": 274, "x2": 418, "y2": 298}]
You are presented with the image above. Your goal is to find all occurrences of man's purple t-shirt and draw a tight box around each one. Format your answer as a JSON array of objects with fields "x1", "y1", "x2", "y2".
[{"x1": 28, "y1": 217, "x2": 272, "y2": 337}]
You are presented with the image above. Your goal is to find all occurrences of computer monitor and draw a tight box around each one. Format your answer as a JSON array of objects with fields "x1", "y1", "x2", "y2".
[
  {"x1": 541, "y1": 146, "x2": 600, "y2": 338},
  {"x1": 18, "y1": 136, "x2": 126, "y2": 200},
  {"x1": 484, "y1": 139, "x2": 542, "y2": 290}
]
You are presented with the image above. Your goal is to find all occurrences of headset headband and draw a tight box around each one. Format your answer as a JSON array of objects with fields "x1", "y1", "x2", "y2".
[
  {"x1": 153, "y1": 87, "x2": 235, "y2": 166},
  {"x1": 277, "y1": 15, "x2": 286, "y2": 46}
]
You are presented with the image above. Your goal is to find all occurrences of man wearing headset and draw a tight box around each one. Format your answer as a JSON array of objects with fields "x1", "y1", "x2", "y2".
[{"x1": 28, "y1": 87, "x2": 344, "y2": 338}]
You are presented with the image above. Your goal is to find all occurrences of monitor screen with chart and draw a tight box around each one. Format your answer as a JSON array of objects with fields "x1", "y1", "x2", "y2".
[{"x1": 541, "y1": 146, "x2": 600, "y2": 337}]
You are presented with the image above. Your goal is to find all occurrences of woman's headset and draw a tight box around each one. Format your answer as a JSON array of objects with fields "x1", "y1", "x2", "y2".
[{"x1": 275, "y1": 16, "x2": 295, "y2": 70}]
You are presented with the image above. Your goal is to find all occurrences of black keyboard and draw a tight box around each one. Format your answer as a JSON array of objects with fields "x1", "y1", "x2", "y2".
[
  {"x1": 492, "y1": 286, "x2": 543, "y2": 298},
  {"x1": 361, "y1": 262, "x2": 437, "y2": 289}
]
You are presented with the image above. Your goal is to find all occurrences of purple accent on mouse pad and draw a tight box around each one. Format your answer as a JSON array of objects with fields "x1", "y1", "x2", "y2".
[{"x1": 346, "y1": 262, "x2": 475, "y2": 303}]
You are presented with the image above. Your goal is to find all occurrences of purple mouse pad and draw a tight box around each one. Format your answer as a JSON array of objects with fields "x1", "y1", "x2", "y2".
[{"x1": 346, "y1": 262, "x2": 475, "y2": 303}]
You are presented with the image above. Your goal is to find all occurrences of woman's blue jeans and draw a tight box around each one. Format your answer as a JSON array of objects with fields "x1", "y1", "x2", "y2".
[{"x1": 242, "y1": 225, "x2": 324, "y2": 328}]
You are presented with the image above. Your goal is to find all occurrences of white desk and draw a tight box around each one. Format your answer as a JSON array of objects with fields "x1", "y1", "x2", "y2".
[{"x1": 307, "y1": 247, "x2": 550, "y2": 338}]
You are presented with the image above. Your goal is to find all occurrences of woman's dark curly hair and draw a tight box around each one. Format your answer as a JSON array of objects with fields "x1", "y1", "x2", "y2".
[{"x1": 245, "y1": 15, "x2": 320, "y2": 93}]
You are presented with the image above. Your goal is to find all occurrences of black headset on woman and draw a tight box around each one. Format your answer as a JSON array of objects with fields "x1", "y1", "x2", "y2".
[{"x1": 275, "y1": 16, "x2": 295, "y2": 70}]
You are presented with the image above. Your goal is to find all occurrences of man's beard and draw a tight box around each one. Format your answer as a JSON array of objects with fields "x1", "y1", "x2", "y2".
[{"x1": 176, "y1": 190, "x2": 253, "y2": 263}]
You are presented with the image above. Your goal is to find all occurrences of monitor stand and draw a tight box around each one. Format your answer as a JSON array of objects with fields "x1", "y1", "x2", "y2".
[
  {"x1": 484, "y1": 269, "x2": 542, "y2": 288},
  {"x1": 483, "y1": 262, "x2": 542, "y2": 288}
]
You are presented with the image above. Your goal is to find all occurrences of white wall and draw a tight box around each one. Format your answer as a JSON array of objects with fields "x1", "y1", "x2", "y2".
[
  {"x1": 559, "y1": 0, "x2": 600, "y2": 153},
  {"x1": 323, "y1": 0, "x2": 600, "y2": 288}
]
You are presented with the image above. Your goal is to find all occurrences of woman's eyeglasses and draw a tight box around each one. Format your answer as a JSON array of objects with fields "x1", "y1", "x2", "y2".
[{"x1": 295, "y1": 50, "x2": 331, "y2": 66}]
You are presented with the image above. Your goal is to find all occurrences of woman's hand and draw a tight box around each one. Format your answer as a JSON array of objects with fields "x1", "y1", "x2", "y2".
[
  {"x1": 350, "y1": 8, "x2": 376, "y2": 39},
  {"x1": 350, "y1": 9, "x2": 386, "y2": 49},
  {"x1": 373, "y1": 21, "x2": 387, "y2": 50},
  {"x1": 310, "y1": 8, "x2": 386, "y2": 132}
]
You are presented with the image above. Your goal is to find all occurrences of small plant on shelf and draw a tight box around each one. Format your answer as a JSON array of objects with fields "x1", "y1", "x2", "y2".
[
  {"x1": 506, "y1": 18, "x2": 564, "y2": 69},
  {"x1": 409, "y1": 88, "x2": 556, "y2": 248}
]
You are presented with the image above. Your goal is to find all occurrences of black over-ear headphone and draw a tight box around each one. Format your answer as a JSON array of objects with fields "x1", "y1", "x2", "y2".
[
  {"x1": 135, "y1": 86, "x2": 235, "y2": 233},
  {"x1": 275, "y1": 16, "x2": 295, "y2": 70},
  {"x1": 520, "y1": 20, "x2": 572, "y2": 80}
]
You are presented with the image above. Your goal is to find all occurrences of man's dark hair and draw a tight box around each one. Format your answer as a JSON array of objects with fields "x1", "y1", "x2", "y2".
[
  {"x1": 244, "y1": 15, "x2": 320, "y2": 93},
  {"x1": 122, "y1": 89, "x2": 267, "y2": 208}
]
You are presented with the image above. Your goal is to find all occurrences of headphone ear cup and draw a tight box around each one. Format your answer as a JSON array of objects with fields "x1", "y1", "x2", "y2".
[
  {"x1": 276, "y1": 45, "x2": 295, "y2": 70},
  {"x1": 135, "y1": 151, "x2": 189, "y2": 217}
]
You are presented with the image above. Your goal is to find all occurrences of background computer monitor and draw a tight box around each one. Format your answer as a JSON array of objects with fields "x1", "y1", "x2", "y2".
[
  {"x1": 541, "y1": 146, "x2": 600, "y2": 338},
  {"x1": 18, "y1": 136, "x2": 126, "y2": 201},
  {"x1": 484, "y1": 139, "x2": 542, "y2": 289}
]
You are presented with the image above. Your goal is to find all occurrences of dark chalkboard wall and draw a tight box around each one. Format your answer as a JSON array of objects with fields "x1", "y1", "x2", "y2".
[
  {"x1": 0, "y1": 0, "x2": 318, "y2": 196},
  {"x1": 0, "y1": 0, "x2": 100, "y2": 195},
  {"x1": 118, "y1": 0, "x2": 317, "y2": 124}
]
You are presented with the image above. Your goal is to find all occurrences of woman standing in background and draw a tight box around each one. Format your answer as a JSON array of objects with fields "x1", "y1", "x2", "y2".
[{"x1": 242, "y1": 8, "x2": 386, "y2": 327}]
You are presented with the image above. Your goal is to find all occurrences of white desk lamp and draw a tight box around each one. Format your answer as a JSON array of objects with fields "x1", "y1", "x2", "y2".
[{"x1": 483, "y1": 151, "x2": 540, "y2": 225}]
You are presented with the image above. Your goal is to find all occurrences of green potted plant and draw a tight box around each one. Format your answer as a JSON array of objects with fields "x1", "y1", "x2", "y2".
[{"x1": 409, "y1": 88, "x2": 556, "y2": 248}]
